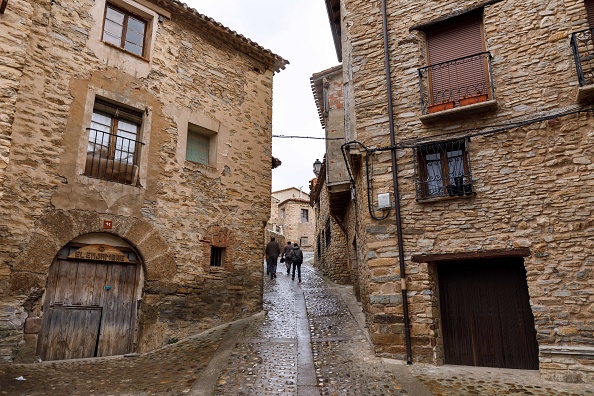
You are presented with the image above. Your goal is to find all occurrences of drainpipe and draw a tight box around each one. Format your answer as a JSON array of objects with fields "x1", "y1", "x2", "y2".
[{"x1": 381, "y1": 0, "x2": 413, "y2": 364}]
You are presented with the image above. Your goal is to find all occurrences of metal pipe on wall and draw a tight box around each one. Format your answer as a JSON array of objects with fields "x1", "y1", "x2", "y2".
[{"x1": 380, "y1": 0, "x2": 413, "y2": 364}]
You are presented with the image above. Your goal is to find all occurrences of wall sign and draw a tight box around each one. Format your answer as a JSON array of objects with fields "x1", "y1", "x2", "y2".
[{"x1": 68, "y1": 244, "x2": 130, "y2": 263}]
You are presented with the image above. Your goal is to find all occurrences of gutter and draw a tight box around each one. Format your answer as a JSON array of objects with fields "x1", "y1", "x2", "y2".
[{"x1": 381, "y1": 0, "x2": 413, "y2": 364}]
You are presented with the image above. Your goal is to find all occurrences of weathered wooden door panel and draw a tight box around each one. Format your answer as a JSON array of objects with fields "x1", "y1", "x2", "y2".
[
  {"x1": 37, "y1": 306, "x2": 102, "y2": 361},
  {"x1": 39, "y1": 252, "x2": 138, "y2": 361},
  {"x1": 438, "y1": 258, "x2": 539, "y2": 370},
  {"x1": 96, "y1": 263, "x2": 137, "y2": 357}
]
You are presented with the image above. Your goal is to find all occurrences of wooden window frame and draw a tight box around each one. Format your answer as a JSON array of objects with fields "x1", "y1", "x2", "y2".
[
  {"x1": 102, "y1": 3, "x2": 148, "y2": 58},
  {"x1": 415, "y1": 139, "x2": 472, "y2": 200}
]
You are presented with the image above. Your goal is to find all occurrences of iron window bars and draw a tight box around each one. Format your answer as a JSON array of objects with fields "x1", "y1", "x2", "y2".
[
  {"x1": 413, "y1": 139, "x2": 473, "y2": 200},
  {"x1": 85, "y1": 128, "x2": 143, "y2": 186},
  {"x1": 417, "y1": 52, "x2": 495, "y2": 114},
  {"x1": 571, "y1": 28, "x2": 594, "y2": 87}
]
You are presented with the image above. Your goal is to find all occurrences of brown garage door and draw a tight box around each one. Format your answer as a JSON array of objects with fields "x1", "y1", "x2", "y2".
[{"x1": 438, "y1": 257, "x2": 539, "y2": 370}]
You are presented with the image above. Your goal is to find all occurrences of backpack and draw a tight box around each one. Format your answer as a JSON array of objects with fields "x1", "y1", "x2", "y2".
[{"x1": 291, "y1": 249, "x2": 303, "y2": 264}]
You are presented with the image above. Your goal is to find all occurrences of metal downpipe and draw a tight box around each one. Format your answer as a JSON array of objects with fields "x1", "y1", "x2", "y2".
[{"x1": 381, "y1": 0, "x2": 413, "y2": 364}]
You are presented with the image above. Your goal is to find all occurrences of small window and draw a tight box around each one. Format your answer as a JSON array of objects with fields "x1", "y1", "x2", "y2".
[
  {"x1": 186, "y1": 124, "x2": 215, "y2": 165},
  {"x1": 210, "y1": 246, "x2": 225, "y2": 267},
  {"x1": 280, "y1": 209, "x2": 285, "y2": 218},
  {"x1": 301, "y1": 209, "x2": 309, "y2": 223},
  {"x1": 103, "y1": 4, "x2": 147, "y2": 57},
  {"x1": 414, "y1": 139, "x2": 473, "y2": 200},
  {"x1": 300, "y1": 236, "x2": 308, "y2": 246},
  {"x1": 325, "y1": 218, "x2": 331, "y2": 247},
  {"x1": 85, "y1": 99, "x2": 143, "y2": 185}
]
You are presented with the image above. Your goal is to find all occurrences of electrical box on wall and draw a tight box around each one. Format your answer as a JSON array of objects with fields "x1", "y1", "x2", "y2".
[{"x1": 377, "y1": 193, "x2": 391, "y2": 209}]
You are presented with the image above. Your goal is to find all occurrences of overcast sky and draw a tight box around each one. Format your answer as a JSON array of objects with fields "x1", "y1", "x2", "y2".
[{"x1": 185, "y1": 0, "x2": 339, "y2": 193}]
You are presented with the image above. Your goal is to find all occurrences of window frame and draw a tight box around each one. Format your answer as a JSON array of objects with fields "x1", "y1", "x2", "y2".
[
  {"x1": 210, "y1": 246, "x2": 225, "y2": 267},
  {"x1": 85, "y1": 98, "x2": 144, "y2": 186},
  {"x1": 185, "y1": 123, "x2": 217, "y2": 166},
  {"x1": 102, "y1": 2, "x2": 148, "y2": 58},
  {"x1": 414, "y1": 139, "x2": 473, "y2": 200},
  {"x1": 301, "y1": 209, "x2": 309, "y2": 223}
]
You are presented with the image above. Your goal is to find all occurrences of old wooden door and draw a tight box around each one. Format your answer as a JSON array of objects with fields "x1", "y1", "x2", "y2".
[
  {"x1": 38, "y1": 254, "x2": 138, "y2": 361},
  {"x1": 438, "y1": 258, "x2": 539, "y2": 370}
]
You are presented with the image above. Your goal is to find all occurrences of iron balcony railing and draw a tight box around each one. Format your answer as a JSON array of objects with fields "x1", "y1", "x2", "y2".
[
  {"x1": 84, "y1": 128, "x2": 144, "y2": 186},
  {"x1": 413, "y1": 139, "x2": 473, "y2": 200},
  {"x1": 571, "y1": 28, "x2": 594, "y2": 87},
  {"x1": 418, "y1": 52, "x2": 495, "y2": 114}
]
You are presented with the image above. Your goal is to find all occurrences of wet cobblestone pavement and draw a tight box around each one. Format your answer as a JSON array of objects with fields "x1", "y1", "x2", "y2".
[{"x1": 2, "y1": 252, "x2": 594, "y2": 395}]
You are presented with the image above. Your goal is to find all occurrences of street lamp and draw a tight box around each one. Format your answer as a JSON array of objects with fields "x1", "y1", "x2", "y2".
[{"x1": 313, "y1": 159, "x2": 322, "y2": 176}]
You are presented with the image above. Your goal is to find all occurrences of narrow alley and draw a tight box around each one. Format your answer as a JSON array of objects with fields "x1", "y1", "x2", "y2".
[{"x1": 1, "y1": 253, "x2": 593, "y2": 396}]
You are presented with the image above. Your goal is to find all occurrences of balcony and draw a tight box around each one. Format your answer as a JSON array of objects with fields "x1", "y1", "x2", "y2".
[
  {"x1": 418, "y1": 52, "x2": 497, "y2": 122},
  {"x1": 84, "y1": 128, "x2": 143, "y2": 186},
  {"x1": 571, "y1": 28, "x2": 594, "y2": 102}
]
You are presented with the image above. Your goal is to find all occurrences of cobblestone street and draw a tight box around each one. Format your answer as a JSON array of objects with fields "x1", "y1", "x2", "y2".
[{"x1": 1, "y1": 253, "x2": 594, "y2": 395}]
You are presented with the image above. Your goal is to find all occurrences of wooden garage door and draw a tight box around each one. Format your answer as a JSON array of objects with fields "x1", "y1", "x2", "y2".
[
  {"x1": 38, "y1": 257, "x2": 137, "y2": 361},
  {"x1": 438, "y1": 258, "x2": 539, "y2": 370}
]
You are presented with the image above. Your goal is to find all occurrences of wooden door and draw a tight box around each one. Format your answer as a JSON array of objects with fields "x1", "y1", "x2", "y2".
[
  {"x1": 38, "y1": 258, "x2": 137, "y2": 361},
  {"x1": 438, "y1": 258, "x2": 539, "y2": 370}
]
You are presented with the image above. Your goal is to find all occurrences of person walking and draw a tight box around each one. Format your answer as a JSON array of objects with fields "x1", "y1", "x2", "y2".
[
  {"x1": 265, "y1": 236, "x2": 281, "y2": 279},
  {"x1": 281, "y1": 241, "x2": 293, "y2": 275},
  {"x1": 290, "y1": 242, "x2": 304, "y2": 283}
]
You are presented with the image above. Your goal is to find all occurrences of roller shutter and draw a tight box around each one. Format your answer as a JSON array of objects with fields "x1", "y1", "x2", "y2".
[
  {"x1": 426, "y1": 13, "x2": 487, "y2": 105},
  {"x1": 586, "y1": 0, "x2": 594, "y2": 27}
]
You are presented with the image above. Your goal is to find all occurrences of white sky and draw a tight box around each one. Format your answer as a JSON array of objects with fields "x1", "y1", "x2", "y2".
[{"x1": 184, "y1": 0, "x2": 339, "y2": 193}]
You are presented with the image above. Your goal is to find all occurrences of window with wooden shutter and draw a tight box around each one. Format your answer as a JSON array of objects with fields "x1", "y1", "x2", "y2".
[{"x1": 425, "y1": 12, "x2": 488, "y2": 107}]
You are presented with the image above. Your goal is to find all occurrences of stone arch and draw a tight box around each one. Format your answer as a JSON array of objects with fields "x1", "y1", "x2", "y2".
[{"x1": 10, "y1": 209, "x2": 176, "y2": 295}]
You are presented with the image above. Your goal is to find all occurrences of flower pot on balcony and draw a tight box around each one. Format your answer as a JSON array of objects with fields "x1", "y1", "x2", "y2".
[
  {"x1": 459, "y1": 93, "x2": 488, "y2": 106},
  {"x1": 427, "y1": 101, "x2": 455, "y2": 114}
]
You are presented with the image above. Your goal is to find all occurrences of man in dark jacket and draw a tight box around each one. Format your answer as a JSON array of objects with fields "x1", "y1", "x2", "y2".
[
  {"x1": 290, "y1": 243, "x2": 304, "y2": 283},
  {"x1": 282, "y1": 241, "x2": 293, "y2": 275},
  {"x1": 265, "y1": 237, "x2": 281, "y2": 279}
]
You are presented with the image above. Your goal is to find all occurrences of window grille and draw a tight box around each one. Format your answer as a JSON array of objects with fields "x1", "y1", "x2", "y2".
[
  {"x1": 85, "y1": 100, "x2": 143, "y2": 186},
  {"x1": 413, "y1": 139, "x2": 473, "y2": 200},
  {"x1": 210, "y1": 246, "x2": 224, "y2": 267}
]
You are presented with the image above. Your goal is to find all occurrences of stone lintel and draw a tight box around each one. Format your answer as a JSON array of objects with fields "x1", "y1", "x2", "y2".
[{"x1": 411, "y1": 248, "x2": 531, "y2": 263}]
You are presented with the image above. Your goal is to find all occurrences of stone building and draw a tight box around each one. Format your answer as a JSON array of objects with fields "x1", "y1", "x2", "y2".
[
  {"x1": 0, "y1": 0, "x2": 286, "y2": 363},
  {"x1": 309, "y1": 66, "x2": 353, "y2": 286},
  {"x1": 269, "y1": 187, "x2": 314, "y2": 250},
  {"x1": 314, "y1": 0, "x2": 594, "y2": 383}
]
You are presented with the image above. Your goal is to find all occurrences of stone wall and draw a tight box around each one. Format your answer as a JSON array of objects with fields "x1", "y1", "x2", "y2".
[
  {"x1": 340, "y1": 0, "x2": 594, "y2": 382},
  {"x1": 278, "y1": 199, "x2": 315, "y2": 250},
  {"x1": 312, "y1": 174, "x2": 351, "y2": 285},
  {"x1": 0, "y1": 0, "x2": 282, "y2": 362}
]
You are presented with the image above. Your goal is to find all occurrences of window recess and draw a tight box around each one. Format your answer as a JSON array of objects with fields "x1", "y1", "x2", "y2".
[
  {"x1": 413, "y1": 139, "x2": 473, "y2": 200},
  {"x1": 418, "y1": 12, "x2": 495, "y2": 115},
  {"x1": 85, "y1": 99, "x2": 144, "y2": 186}
]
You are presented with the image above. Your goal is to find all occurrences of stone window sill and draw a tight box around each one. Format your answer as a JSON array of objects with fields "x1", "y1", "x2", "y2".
[{"x1": 420, "y1": 99, "x2": 498, "y2": 124}]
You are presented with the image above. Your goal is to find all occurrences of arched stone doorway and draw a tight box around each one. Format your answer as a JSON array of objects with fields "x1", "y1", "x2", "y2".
[{"x1": 36, "y1": 233, "x2": 143, "y2": 361}]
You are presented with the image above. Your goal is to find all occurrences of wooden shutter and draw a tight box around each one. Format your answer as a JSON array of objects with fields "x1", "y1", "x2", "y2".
[
  {"x1": 586, "y1": 0, "x2": 594, "y2": 27},
  {"x1": 426, "y1": 13, "x2": 487, "y2": 104}
]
